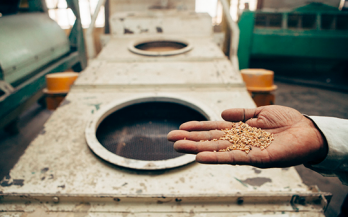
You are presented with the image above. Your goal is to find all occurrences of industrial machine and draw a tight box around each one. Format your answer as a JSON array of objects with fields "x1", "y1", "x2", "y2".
[
  {"x1": 0, "y1": 0, "x2": 331, "y2": 216},
  {"x1": 0, "y1": 0, "x2": 87, "y2": 132},
  {"x1": 238, "y1": 2, "x2": 348, "y2": 90}
]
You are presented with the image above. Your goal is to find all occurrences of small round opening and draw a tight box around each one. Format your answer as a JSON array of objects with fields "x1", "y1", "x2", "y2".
[
  {"x1": 96, "y1": 102, "x2": 207, "y2": 161},
  {"x1": 128, "y1": 38, "x2": 193, "y2": 56},
  {"x1": 135, "y1": 41, "x2": 187, "y2": 52}
]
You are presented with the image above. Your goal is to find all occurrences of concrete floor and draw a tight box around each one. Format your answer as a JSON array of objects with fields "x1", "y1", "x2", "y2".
[{"x1": 0, "y1": 81, "x2": 348, "y2": 216}]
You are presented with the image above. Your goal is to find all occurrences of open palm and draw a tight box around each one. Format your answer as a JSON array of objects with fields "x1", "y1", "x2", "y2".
[{"x1": 167, "y1": 105, "x2": 327, "y2": 168}]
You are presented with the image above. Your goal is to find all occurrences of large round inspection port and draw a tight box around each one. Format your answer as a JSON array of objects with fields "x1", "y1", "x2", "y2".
[
  {"x1": 128, "y1": 38, "x2": 193, "y2": 56},
  {"x1": 97, "y1": 102, "x2": 207, "y2": 161},
  {"x1": 85, "y1": 97, "x2": 215, "y2": 170}
]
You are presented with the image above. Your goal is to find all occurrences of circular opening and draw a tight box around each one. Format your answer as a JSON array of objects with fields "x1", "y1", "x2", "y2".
[
  {"x1": 96, "y1": 102, "x2": 207, "y2": 161},
  {"x1": 128, "y1": 38, "x2": 193, "y2": 56},
  {"x1": 135, "y1": 41, "x2": 187, "y2": 52}
]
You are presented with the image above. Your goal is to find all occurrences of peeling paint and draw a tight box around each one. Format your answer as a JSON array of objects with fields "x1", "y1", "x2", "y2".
[
  {"x1": 41, "y1": 167, "x2": 49, "y2": 173},
  {"x1": 60, "y1": 99, "x2": 71, "y2": 107},
  {"x1": 140, "y1": 183, "x2": 147, "y2": 191},
  {"x1": 0, "y1": 179, "x2": 24, "y2": 187},
  {"x1": 88, "y1": 103, "x2": 102, "y2": 111},
  {"x1": 13, "y1": 179, "x2": 24, "y2": 186},
  {"x1": 156, "y1": 27, "x2": 163, "y2": 33},
  {"x1": 124, "y1": 28, "x2": 134, "y2": 34},
  {"x1": 252, "y1": 168, "x2": 262, "y2": 174},
  {"x1": 234, "y1": 177, "x2": 249, "y2": 187},
  {"x1": 241, "y1": 177, "x2": 272, "y2": 187}
]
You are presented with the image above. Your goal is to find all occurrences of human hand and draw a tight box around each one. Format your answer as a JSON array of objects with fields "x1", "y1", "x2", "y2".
[{"x1": 167, "y1": 105, "x2": 328, "y2": 168}]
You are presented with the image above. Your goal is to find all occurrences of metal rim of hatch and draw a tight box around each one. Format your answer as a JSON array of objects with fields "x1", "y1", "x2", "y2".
[
  {"x1": 128, "y1": 38, "x2": 193, "y2": 56},
  {"x1": 85, "y1": 94, "x2": 218, "y2": 170}
]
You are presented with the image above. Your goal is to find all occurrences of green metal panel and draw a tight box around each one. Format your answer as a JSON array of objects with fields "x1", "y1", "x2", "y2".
[
  {"x1": 238, "y1": 3, "x2": 348, "y2": 70},
  {"x1": 0, "y1": 0, "x2": 86, "y2": 131},
  {"x1": 0, "y1": 13, "x2": 70, "y2": 85},
  {"x1": 294, "y1": 2, "x2": 339, "y2": 12},
  {"x1": 251, "y1": 29, "x2": 348, "y2": 59},
  {"x1": 238, "y1": 11, "x2": 255, "y2": 70}
]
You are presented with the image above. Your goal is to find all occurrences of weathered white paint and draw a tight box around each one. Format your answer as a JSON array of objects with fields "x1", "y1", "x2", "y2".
[
  {"x1": 97, "y1": 36, "x2": 225, "y2": 62},
  {"x1": 109, "y1": 11, "x2": 213, "y2": 37},
  {"x1": 74, "y1": 60, "x2": 243, "y2": 86},
  {"x1": 0, "y1": 7, "x2": 330, "y2": 216}
]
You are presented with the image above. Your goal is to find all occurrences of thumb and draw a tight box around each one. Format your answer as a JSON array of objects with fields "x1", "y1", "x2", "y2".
[
  {"x1": 221, "y1": 108, "x2": 258, "y2": 122},
  {"x1": 245, "y1": 118, "x2": 259, "y2": 127}
]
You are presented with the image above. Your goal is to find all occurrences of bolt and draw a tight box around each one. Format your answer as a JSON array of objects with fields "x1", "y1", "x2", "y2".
[
  {"x1": 113, "y1": 198, "x2": 120, "y2": 202},
  {"x1": 237, "y1": 197, "x2": 244, "y2": 205},
  {"x1": 298, "y1": 197, "x2": 306, "y2": 205},
  {"x1": 52, "y1": 196, "x2": 59, "y2": 203},
  {"x1": 175, "y1": 198, "x2": 182, "y2": 202}
]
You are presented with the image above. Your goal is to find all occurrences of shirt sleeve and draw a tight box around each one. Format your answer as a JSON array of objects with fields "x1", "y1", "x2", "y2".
[{"x1": 304, "y1": 116, "x2": 348, "y2": 185}]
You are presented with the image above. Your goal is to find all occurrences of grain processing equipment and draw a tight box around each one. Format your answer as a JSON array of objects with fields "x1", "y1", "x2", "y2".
[
  {"x1": 0, "y1": 1, "x2": 332, "y2": 216},
  {"x1": 0, "y1": 0, "x2": 86, "y2": 132},
  {"x1": 238, "y1": 2, "x2": 348, "y2": 90}
]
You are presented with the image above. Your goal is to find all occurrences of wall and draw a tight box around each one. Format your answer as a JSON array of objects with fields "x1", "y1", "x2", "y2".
[{"x1": 109, "y1": 0, "x2": 195, "y2": 16}]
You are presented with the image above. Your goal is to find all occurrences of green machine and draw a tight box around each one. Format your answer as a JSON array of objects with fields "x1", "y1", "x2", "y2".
[
  {"x1": 0, "y1": 0, "x2": 87, "y2": 132},
  {"x1": 238, "y1": 3, "x2": 348, "y2": 90}
]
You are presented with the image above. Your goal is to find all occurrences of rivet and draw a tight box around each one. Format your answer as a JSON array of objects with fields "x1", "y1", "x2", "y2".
[
  {"x1": 237, "y1": 197, "x2": 244, "y2": 205},
  {"x1": 52, "y1": 196, "x2": 59, "y2": 203}
]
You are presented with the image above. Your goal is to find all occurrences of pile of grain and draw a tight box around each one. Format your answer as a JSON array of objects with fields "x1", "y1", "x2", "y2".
[{"x1": 202, "y1": 121, "x2": 274, "y2": 154}]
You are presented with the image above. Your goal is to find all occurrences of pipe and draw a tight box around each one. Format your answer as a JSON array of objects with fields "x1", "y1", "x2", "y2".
[
  {"x1": 86, "y1": 0, "x2": 106, "y2": 60},
  {"x1": 219, "y1": 0, "x2": 240, "y2": 72}
]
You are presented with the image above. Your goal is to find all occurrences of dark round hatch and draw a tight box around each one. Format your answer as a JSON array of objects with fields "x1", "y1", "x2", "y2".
[
  {"x1": 135, "y1": 41, "x2": 188, "y2": 52},
  {"x1": 96, "y1": 102, "x2": 207, "y2": 161}
]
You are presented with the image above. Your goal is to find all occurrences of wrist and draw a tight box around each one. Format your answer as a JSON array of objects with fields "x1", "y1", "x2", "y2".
[{"x1": 303, "y1": 115, "x2": 328, "y2": 164}]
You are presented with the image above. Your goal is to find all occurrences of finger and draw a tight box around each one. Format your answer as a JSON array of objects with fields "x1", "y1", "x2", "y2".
[
  {"x1": 196, "y1": 151, "x2": 252, "y2": 165},
  {"x1": 179, "y1": 121, "x2": 234, "y2": 131},
  {"x1": 196, "y1": 149, "x2": 271, "y2": 167},
  {"x1": 167, "y1": 130, "x2": 225, "y2": 142},
  {"x1": 221, "y1": 108, "x2": 259, "y2": 122},
  {"x1": 174, "y1": 140, "x2": 232, "y2": 154}
]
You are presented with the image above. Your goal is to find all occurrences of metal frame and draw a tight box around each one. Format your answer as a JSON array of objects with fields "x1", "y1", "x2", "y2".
[
  {"x1": 220, "y1": 0, "x2": 240, "y2": 72},
  {"x1": 0, "y1": 190, "x2": 332, "y2": 213},
  {"x1": 0, "y1": 0, "x2": 87, "y2": 131},
  {"x1": 85, "y1": 0, "x2": 240, "y2": 73},
  {"x1": 0, "y1": 53, "x2": 79, "y2": 129}
]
